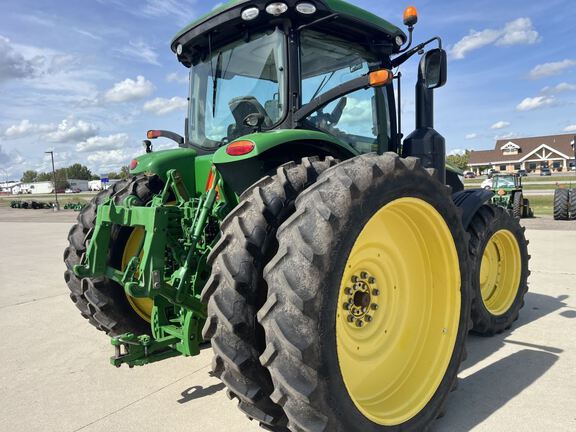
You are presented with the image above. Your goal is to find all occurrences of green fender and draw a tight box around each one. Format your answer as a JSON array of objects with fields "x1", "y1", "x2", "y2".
[
  {"x1": 212, "y1": 129, "x2": 358, "y2": 165},
  {"x1": 130, "y1": 148, "x2": 214, "y2": 197}
]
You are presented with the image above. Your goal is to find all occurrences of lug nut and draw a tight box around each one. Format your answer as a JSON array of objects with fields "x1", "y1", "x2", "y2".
[
  {"x1": 351, "y1": 276, "x2": 358, "y2": 282},
  {"x1": 368, "y1": 277, "x2": 376, "y2": 284},
  {"x1": 347, "y1": 315, "x2": 355, "y2": 323},
  {"x1": 343, "y1": 302, "x2": 351, "y2": 310},
  {"x1": 371, "y1": 303, "x2": 379, "y2": 310},
  {"x1": 356, "y1": 320, "x2": 364, "y2": 327},
  {"x1": 365, "y1": 315, "x2": 373, "y2": 322},
  {"x1": 360, "y1": 272, "x2": 368, "y2": 279},
  {"x1": 344, "y1": 287, "x2": 353, "y2": 295},
  {"x1": 372, "y1": 289, "x2": 380, "y2": 296}
]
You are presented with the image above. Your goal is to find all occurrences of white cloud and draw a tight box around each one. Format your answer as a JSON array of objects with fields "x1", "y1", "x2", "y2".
[
  {"x1": 491, "y1": 121, "x2": 510, "y2": 130},
  {"x1": 528, "y1": 60, "x2": 575, "y2": 80},
  {"x1": 76, "y1": 133, "x2": 129, "y2": 152},
  {"x1": 541, "y1": 82, "x2": 576, "y2": 94},
  {"x1": 448, "y1": 148, "x2": 467, "y2": 156},
  {"x1": 0, "y1": 35, "x2": 37, "y2": 82},
  {"x1": 2, "y1": 119, "x2": 55, "y2": 138},
  {"x1": 143, "y1": 97, "x2": 187, "y2": 115},
  {"x1": 495, "y1": 132, "x2": 521, "y2": 140},
  {"x1": 166, "y1": 72, "x2": 188, "y2": 84},
  {"x1": 465, "y1": 133, "x2": 478, "y2": 140},
  {"x1": 496, "y1": 18, "x2": 540, "y2": 46},
  {"x1": 117, "y1": 40, "x2": 160, "y2": 66},
  {"x1": 86, "y1": 149, "x2": 134, "y2": 173},
  {"x1": 103, "y1": 76, "x2": 155, "y2": 103},
  {"x1": 340, "y1": 98, "x2": 373, "y2": 126},
  {"x1": 45, "y1": 118, "x2": 99, "y2": 143},
  {"x1": 451, "y1": 18, "x2": 539, "y2": 59},
  {"x1": 563, "y1": 125, "x2": 576, "y2": 132},
  {"x1": 516, "y1": 96, "x2": 555, "y2": 111}
]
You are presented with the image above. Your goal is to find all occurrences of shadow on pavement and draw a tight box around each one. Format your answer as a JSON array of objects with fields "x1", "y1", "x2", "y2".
[
  {"x1": 434, "y1": 349, "x2": 559, "y2": 432},
  {"x1": 178, "y1": 383, "x2": 226, "y2": 404}
]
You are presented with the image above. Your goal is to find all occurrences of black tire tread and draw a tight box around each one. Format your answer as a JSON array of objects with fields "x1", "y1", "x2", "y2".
[
  {"x1": 63, "y1": 175, "x2": 162, "y2": 336},
  {"x1": 554, "y1": 188, "x2": 569, "y2": 220},
  {"x1": 468, "y1": 204, "x2": 530, "y2": 336},
  {"x1": 260, "y1": 153, "x2": 473, "y2": 432},
  {"x1": 202, "y1": 157, "x2": 337, "y2": 431},
  {"x1": 569, "y1": 189, "x2": 576, "y2": 221}
]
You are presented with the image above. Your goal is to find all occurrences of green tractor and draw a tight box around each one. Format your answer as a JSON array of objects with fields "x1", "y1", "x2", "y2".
[
  {"x1": 490, "y1": 173, "x2": 533, "y2": 218},
  {"x1": 64, "y1": 1, "x2": 530, "y2": 431}
]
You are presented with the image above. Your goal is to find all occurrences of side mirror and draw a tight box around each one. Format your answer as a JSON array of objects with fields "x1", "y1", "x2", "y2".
[{"x1": 421, "y1": 48, "x2": 447, "y2": 89}]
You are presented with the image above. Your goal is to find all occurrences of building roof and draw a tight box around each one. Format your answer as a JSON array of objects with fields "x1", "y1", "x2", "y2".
[{"x1": 469, "y1": 133, "x2": 575, "y2": 166}]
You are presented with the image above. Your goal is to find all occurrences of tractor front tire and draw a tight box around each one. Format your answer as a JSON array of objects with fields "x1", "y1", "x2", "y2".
[
  {"x1": 554, "y1": 189, "x2": 569, "y2": 220},
  {"x1": 569, "y1": 189, "x2": 576, "y2": 221},
  {"x1": 468, "y1": 205, "x2": 529, "y2": 335},
  {"x1": 202, "y1": 157, "x2": 337, "y2": 431},
  {"x1": 63, "y1": 175, "x2": 163, "y2": 336},
  {"x1": 260, "y1": 153, "x2": 472, "y2": 432}
]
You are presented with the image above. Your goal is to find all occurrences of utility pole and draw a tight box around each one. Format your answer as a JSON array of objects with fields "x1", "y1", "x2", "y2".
[
  {"x1": 45, "y1": 151, "x2": 60, "y2": 211},
  {"x1": 572, "y1": 136, "x2": 575, "y2": 172}
]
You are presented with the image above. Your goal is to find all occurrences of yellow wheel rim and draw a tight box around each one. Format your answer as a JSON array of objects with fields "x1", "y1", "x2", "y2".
[
  {"x1": 479, "y1": 229, "x2": 521, "y2": 316},
  {"x1": 336, "y1": 198, "x2": 461, "y2": 426},
  {"x1": 122, "y1": 227, "x2": 154, "y2": 322}
]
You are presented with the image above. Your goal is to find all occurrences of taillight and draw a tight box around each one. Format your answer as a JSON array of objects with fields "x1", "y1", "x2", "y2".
[
  {"x1": 129, "y1": 159, "x2": 138, "y2": 170},
  {"x1": 226, "y1": 140, "x2": 255, "y2": 156}
]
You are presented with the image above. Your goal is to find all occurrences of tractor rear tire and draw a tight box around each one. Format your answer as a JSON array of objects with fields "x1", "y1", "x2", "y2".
[
  {"x1": 468, "y1": 205, "x2": 529, "y2": 336},
  {"x1": 554, "y1": 189, "x2": 569, "y2": 220},
  {"x1": 63, "y1": 175, "x2": 163, "y2": 335},
  {"x1": 260, "y1": 153, "x2": 472, "y2": 432},
  {"x1": 569, "y1": 189, "x2": 576, "y2": 221},
  {"x1": 512, "y1": 192, "x2": 522, "y2": 219},
  {"x1": 202, "y1": 157, "x2": 337, "y2": 431}
]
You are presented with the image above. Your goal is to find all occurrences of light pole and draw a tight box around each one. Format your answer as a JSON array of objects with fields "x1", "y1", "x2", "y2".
[
  {"x1": 572, "y1": 136, "x2": 575, "y2": 172},
  {"x1": 45, "y1": 151, "x2": 60, "y2": 211}
]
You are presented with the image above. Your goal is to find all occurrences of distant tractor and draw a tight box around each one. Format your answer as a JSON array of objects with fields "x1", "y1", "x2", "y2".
[{"x1": 490, "y1": 173, "x2": 533, "y2": 218}]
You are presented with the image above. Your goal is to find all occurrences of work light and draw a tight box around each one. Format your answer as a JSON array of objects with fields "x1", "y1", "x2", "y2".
[
  {"x1": 266, "y1": 2, "x2": 288, "y2": 16},
  {"x1": 296, "y1": 2, "x2": 316, "y2": 14},
  {"x1": 241, "y1": 7, "x2": 260, "y2": 21}
]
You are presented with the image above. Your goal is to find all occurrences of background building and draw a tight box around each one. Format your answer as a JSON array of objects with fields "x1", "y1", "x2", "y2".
[{"x1": 468, "y1": 134, "x2": 576, "y2": 174}]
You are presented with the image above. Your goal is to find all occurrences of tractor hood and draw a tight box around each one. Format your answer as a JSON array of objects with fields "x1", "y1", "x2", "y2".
[{"x1": 171, "y1": 0, "x2": 406, "y2": 67}]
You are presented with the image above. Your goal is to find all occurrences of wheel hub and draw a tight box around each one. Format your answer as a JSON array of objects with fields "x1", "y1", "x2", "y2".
[{"x1": 342, "y1": 271, "x2": 379, "y2": 328}]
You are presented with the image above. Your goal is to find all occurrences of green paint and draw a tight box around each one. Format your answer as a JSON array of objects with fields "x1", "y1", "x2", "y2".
[
  {"x1": 171, "y1": 0, "x2": 404, "y2": 50},
  {"x1": 130, "y1": 148, "x2": 198, "y2": 195},
  {"x1": 194, "y1": 154, "x2": 214, "y2": 193},
  {"x1": 213, "y1": 129, "x2": 358, "y2": 164}
]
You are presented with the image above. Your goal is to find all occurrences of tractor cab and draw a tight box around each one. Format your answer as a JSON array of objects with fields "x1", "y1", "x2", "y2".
[
  {"x1": 492, "y1": 173, "x2": 522, "y2": 191},
  {"x1": 160, "y1": 0, "x2": 448, "y2": 185}
]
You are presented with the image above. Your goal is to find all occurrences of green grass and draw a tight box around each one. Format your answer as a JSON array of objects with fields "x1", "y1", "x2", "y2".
[
  {"x1": 0, "y1": 194, "x2": 93, "y2": 208},
  {"x1": 527, "y1": 195, "x2": 554, "y2": 216}
]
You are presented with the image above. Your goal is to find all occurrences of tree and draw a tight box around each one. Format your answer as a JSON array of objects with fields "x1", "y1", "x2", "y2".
[
  {"x1": 120, "y1": 165, "x2": 130, "y2": 179},
  {"x1": 106, "y1": 171, "x2": 122, "y2": 180},
  {"x1": 21, "y1": 170, "x2": 38, "y2": 183},
  {"x1": 66, "y1": 163, "x2": 94, "y2": 180},
  {"x1": 446, "y1": 150, "x2": 471, "y2": 171},
  {"x1": 35, "y1": 169, "x2": 69, "y2": 190}
]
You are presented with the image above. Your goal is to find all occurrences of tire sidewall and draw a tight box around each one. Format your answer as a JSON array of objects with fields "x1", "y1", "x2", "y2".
[
  {"x1": 472, "y1": 207, "x2": 529, "y2": 330},
  {"x1": 313, "y1": 168, "x2": 471, "y2": 431}
]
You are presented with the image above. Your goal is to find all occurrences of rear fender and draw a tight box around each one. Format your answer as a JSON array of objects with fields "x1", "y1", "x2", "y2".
[
  {"x1": 213, "y1": 130, "x2": 357, "y2": 194},
  {"x1": 130, "y1": 148, "x2": 208, "y2": 196},
  {"x1": 452, "y1": 189, "x2": 494, "y2": 230}
]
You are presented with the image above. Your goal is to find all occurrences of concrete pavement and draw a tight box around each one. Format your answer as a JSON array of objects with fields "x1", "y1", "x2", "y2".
[{"x1": 1, "y1": 210, "x2": 575, "y2": 432}]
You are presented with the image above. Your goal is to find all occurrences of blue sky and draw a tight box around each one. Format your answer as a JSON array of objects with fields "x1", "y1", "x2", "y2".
[{"x1": 0, "y1": 0, "x2": 575, "y2": 180}]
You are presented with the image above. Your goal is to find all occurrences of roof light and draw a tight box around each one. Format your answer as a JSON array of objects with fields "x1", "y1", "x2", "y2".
[
  {"x1": 266, "y1": 2, "x2": 288, "y2": 16},
  {"x1": 241, "y1": 7, "x2": 260, "y2": 21},
  {"x1": 296, "y1": 2, "x2": 316, "y2": 14},
  {"x1": 226, "y1": 140, "x2": 255, "y2": 156},
  {"x1": 403, "y1": 6, "x2": 418, "y2": 27},
  {"x1": 129, "y1": 159, "x2": 138, "y2": 170},
  {"x1": 369, "y1": 69, "x2": 393, "y2": 87}
]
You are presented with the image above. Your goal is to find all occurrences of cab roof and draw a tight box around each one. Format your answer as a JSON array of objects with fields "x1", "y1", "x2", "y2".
[{"x1": 171, "y1": 0, "x2": 405, "y2": 58}]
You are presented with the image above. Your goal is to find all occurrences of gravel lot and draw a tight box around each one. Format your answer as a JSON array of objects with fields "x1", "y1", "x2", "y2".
[{"x1": 1, "y1": 207, "x2": 574, "y2": 432}]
